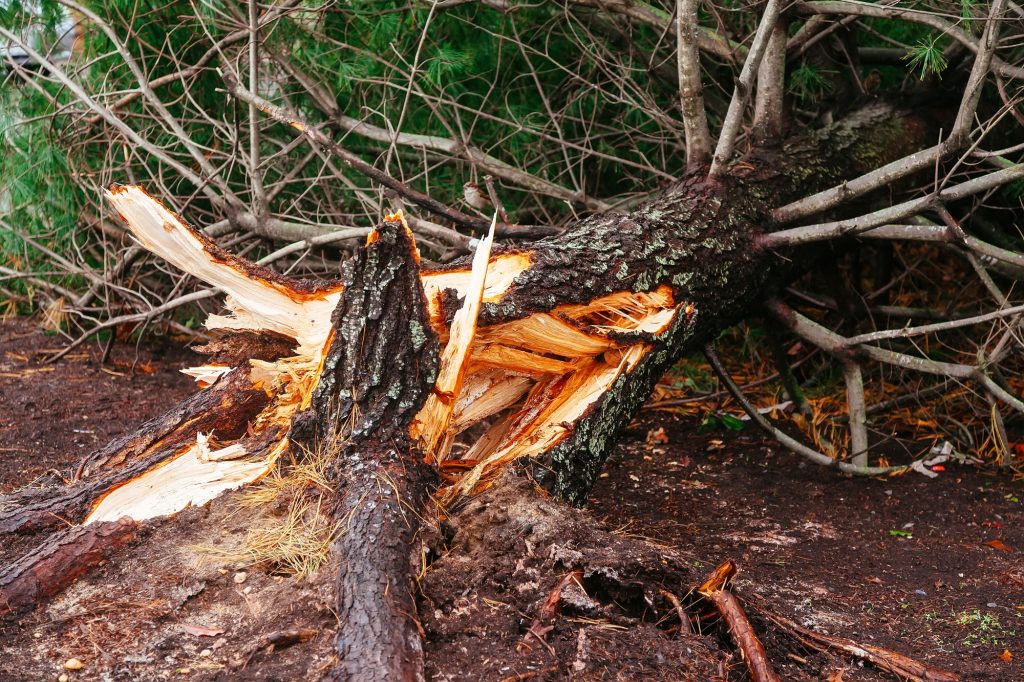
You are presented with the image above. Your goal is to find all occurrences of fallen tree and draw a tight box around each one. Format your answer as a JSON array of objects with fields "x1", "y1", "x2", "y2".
[
  {"x1": 0, "y1": 99, "x2": 965, "y2": 678},
  {"x1": 2, "y1": 1, "x2": 1022, "y2": 679}
]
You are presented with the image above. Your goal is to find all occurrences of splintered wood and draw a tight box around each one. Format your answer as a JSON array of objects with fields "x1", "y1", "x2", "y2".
[{"x1": 96, "y1": 186, "x2": 692, "y2": 521}]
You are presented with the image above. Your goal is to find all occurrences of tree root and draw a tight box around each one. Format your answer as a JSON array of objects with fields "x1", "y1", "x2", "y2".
[{"x1": 698, "y1": 559, "x2": 780, "y2": 682}]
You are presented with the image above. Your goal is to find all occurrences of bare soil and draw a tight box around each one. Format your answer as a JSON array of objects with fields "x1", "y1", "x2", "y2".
[{"x1": 1, "y1": 317, "x2": 1022, "y2": 681}]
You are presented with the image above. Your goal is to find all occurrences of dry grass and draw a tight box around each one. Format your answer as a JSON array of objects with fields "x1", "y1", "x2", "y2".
[{"x1": 195, "y1": 444, "x2": 341, "y2": 579}]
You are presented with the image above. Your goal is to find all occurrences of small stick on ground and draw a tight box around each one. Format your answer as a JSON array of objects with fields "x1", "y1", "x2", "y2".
[
  {"x1": 519, "y1": 569, "x2": 584, "y2": 654},
  {"x1": 241, "y1": 627, "x2": 319, "y2": 668},
  {"x1": 743, "y1": 595, "x2": 960, "y2": 682},
  {"x1": 699, "y1": 560, "x2": 780, "y2": 682}
]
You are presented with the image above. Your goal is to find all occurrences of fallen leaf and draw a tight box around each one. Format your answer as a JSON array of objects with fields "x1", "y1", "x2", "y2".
[
  {"x1": 865, "y1": 577, "x2": 883, "y2": 584},
  {"x1": 645, "y1": 426, "x2": 668, "y2": 445},
  {"x1": 986, "y1": 539, "x2": 1014, "y2": 552},
  {"x1": 999, "y1": 649, "x2": 1012, "y2": 664},
  {"x1": 183, "y1": 624, "x2": 225, "y2": 637}
]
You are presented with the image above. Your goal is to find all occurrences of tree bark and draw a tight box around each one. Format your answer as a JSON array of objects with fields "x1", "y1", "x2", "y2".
[
  {"x1": 459, "y1": 103, "x2": 932, "y2": 503},
  {"x1": 291, "y1": 218, "x2": 439, "y2": 681},
  {"x1": 0, "y1": 100, "x2": 936, "y2": 677}
]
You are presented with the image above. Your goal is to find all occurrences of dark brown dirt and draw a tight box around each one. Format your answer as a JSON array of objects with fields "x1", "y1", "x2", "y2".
[
  {"x1": 2, "y1": 316, "x2": 1021, "y2": 681},
  {"x1": 589, "y1": 413, "x2": 1024, "y2": 681},
  {"x1": 0, "y1": 318, "x2": 199, "y2": 492}
]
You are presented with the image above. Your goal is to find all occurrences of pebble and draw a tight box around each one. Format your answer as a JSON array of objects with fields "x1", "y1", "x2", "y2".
[
  {"x1": 212, "y1": 637, "x2": 227, "y2": 650},
  {"x1": 233, "y1": 571, "x2": 248, "y2": 584},
  {"x1": 199, "y1": 649, "x2": 212, "y2": 658},
  {"x1": 58, "y1": 675, "x2": 68, "y2": 682},
  {"x1": 64, "y1": 659, "x2": 84, "y2": 671}
]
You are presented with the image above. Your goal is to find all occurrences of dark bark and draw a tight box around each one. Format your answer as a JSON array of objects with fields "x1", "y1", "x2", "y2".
[
  {"x1": 0, "y1": 519, "x2": 138, "y2": 618},
  {"x1": 0, "y1": 368, "x2": 270, "y2": 538},
  {"x1": 74, "y1": 367, "x2": 269, "y2": 480},
  {"x1": 434, "y1": 103, "x2": 934, "y2": 504},
  {"x1": 292, "y1": 219, "x2": 439, "y2": 682}
]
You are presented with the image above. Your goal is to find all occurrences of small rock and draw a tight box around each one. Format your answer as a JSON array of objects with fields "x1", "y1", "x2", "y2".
[
  {"x1": 58, "y1": 675, "x2": 68, "y2": 682},
  {"x1": 212, "y1": 637, "x2": 227, "y2": 650},
  {"x1": 199, "y1": 649, "x2": 212, "y2": 658},
  {"x1": 33, "y1": 631, "x2": 41, "y2": 638},
  {"x1": 64, "y1": 659, "x2": 84, "y2": 671},
  {"x1": 233, "y1": 571, "x2": 248, "y2": 584},
  {"x1": 914, "y1": 589, "x2": 927, "y2": 597},
  {"x1": 243, "y1": 586, "x2": 252, "y2": 595}
]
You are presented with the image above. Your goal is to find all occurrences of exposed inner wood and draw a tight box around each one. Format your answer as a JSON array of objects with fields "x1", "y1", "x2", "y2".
[{"x1": 90, "y1": 187, "x2": 691, "y2": 522}]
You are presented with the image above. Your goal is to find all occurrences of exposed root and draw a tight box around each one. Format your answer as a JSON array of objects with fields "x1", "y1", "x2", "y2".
[
  {"x1": 698, "y1": 560, "x2": 780, "y2": 682},
  {"x1": 0, "y1": 519, "x2": 138, "y2": 618}
]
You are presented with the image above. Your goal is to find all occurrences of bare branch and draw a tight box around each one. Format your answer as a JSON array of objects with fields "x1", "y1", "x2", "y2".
[
  {"x1": 703, "y1": 344, "x2": 908, "y2": 475},
  {"x1": 710, "y1": 0, "x2": 785, "y2": 177},
  {"x1": 271, "y1": 49, "x2": 609, "y2": 211},
  {"x1": 0, "y1": 26, "x2": 226, "y2": 207},
  {"x1": 247, "y1": 0, "x2": 267, "y2": 218},
  {"x1": 568, "y1": 0, "x2": 742, "y2": 60},
  {"x1": 798, "y1": 0, "x2": 1024, "y2": 80},
  {"x1": 223, "y1": 74, "x2": 492, "y2": 232},
  {"x1": 843, "y1": 361, "x2": 869, "y2": 467},
  {"x1": 761, "y1": 163, "x2": 1024, "y2": 247},
  {"x1": 766, "y1": 298, "x2": 1024, "y2": 414},
  {"x1": 58, "y1": 0, "x2": 241, "y2": 208},
  {"x1": 858, "y1": 223, "x2": 1024, "y2": 275},
  {"x1": 752, "y1": 18, "x2": 788, "y2": 147},
  {"x1": 774, "y1": 0, "x2": 1008, "y2": 223},
  {"x1": 677, "y1": 0, "x2": 713, "y2": 168}
]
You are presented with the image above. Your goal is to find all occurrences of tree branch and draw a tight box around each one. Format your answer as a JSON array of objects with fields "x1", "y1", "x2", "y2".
[
  {"x1": 773, "y1": 0, "x2": 1008, "y2": 223},
  {"x1": 677, "y1": 0, "x2": 714, "y2": 168},
  {"x1": 766, "y1": 298, "x2": 1024, "y2": 414},
  {"x1": 761, "y1": 163, "x2": 1024, "y2": 247},
  {"x1": 797, "y1": 0, "x2": 1024, "y2": 80},
  {"x1": 703, "y1": 343, "x2": 907, "y2": 475},
  {"x1": 752, "y1": 18, "x2": 788, "y2": 147},
  {"x1": 223, "y1": 74, "x2": 493, "y2": 232},
  {"x1": 709, "y1": 0, "x2": 785, "y2": 177}
]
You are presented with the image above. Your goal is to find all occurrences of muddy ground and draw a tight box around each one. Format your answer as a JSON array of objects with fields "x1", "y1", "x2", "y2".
[{"x1": 1, "y1": 316, "x2": 1022, "y2": 681}]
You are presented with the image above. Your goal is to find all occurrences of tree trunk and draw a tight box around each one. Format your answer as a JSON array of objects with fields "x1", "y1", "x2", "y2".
[
  {"x1": 291, "y1": 218, "x2": 439, "y2": 681},
  {"x1": 0, "y1": 101, "x2": 935, "y2": 678}
]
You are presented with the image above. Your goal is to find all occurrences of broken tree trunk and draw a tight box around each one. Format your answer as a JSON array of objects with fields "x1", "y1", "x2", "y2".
[
  {"x1": 290, "y1": 218, "x2": 439, "y2": 680},
  {"x1": 0, "y1": 101, "x2": 937, "y2": 679}
]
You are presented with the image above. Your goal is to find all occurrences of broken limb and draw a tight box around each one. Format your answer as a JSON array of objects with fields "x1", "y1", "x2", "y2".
[{"x1": 703, "y1": 343, "x2": 908, "y2": 475}]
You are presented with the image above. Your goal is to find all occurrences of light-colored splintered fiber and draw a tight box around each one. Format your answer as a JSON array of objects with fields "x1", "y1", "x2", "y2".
[
  {"x1": 105, "y1": 185, "x2": 338, "y2": 356},
  {"x1": 412, "y1": 216, "x2": 497, "y2": 461}
]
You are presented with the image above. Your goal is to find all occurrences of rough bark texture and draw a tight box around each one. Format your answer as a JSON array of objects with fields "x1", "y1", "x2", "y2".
[
  {"x1": 434, "y1": 103, "x2": 933, "y2": 504},
  {"x1": 74, "y1": 367, "x2": 269, "y2": 480},
  {"x1": 291, "y1": 220, "x2": 439, "y2": 682},
  {"x1": 0, "y1": 368, "x2": 270, "y2": 538},
  {"x1": 0, "y1": 519, "x2": 138, "y2": 617}
]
